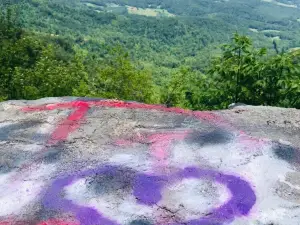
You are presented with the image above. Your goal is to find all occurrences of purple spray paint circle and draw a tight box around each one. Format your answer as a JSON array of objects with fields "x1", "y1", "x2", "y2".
[{"x1": 42, "y1": 165, "x2": 255, "y2": 225}]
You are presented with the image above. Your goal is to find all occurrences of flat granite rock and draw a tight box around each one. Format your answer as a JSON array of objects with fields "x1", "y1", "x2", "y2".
[{"x1": 0, "y1": 97, "x2": 299, "y2": 225}]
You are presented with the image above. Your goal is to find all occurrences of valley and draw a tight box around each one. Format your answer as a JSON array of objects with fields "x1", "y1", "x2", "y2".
[{"x1": 0, "y1": 0, "x2": 299, "y2": 109}]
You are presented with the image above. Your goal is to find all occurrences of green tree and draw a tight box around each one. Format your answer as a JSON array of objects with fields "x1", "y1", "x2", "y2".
[
  {"x1": 161, "y1": 67, "x2": 209, "y2": 109},
  {"x1": 13, "y1": 45, "x2": 88, "y2": 99},
  {"x1": 76, "y1": 46, "x2": 155, "y2": 103},
  {"x1": 261, "y1": 50, "x2": 299, "y2": 106},
  {"x1": 208, "y1": 33, "x2": 267, "y2": 107}
]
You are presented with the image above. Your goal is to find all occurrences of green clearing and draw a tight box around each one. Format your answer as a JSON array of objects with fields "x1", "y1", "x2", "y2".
[
  {"x1": 262, "y1": 29, "x2": 281, "y2": 33},
  {"x1": 261, "y1": 0, "x2": 297, "y2": 8},
  {"x1": 84, "y1": 2, "x2": 99, "y2": 8},
  {"x1": 249, "y1": 28, "x2": 259, "y2": 32},
  {"x1": 126, "y1": 6, "x2": 175, "y2": 17}
]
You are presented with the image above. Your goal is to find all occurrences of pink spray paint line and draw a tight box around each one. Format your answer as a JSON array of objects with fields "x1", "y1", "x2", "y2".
[
  {"x1": 237, "y1": 131, "x2": 270, "y2": 151},
  {"x1": 114, "y1": 139, "x2": 135, "y2": 147},
  {"x1": 0, "y1": 220, "x2": 27, "y2": 225},
  {"x1": 115, "y1": 130, "x2": 191, "y2": 169},
  {"x1": 148, "y1": 131, "x2": 190, "y2": 168}
]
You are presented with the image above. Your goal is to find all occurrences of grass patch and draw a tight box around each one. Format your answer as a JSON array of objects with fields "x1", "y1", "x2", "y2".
[{"x1": 126, "y1": 6, "x2": 175, "y2": 17}]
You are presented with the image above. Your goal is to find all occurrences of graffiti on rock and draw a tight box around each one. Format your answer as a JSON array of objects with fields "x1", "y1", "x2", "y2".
[
  {"x1": 42, "y1": 165, "x2": 255, "y2": 225},
  {"x1": 0, "y1": 99, "x2": 276, "y2": 225}
]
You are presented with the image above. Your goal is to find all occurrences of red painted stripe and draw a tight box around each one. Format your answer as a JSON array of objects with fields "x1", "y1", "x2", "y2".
[
  {"x1": 22, "y1": 100, "x2": 221, "y2": 145},
  {"x1": 47, "y1": 103, "x2": 89, "y2": 145}
]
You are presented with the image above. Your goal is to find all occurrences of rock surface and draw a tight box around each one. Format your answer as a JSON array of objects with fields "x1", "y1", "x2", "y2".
[{"x1": 0, "y1": 97, "x2": 299, "y2": 225}]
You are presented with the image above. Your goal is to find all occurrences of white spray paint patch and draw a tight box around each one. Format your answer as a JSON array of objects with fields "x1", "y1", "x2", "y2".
[
  {"x1": 0, "y1": 164, "x2": 56, "y2": 216},
  {"x1": 109, "y1": 153, "x2": 152, "y2": 172},
  {"x1": 65, "y1": 177, "x2": 154, "y2": 224},
  {"x1": 235, "y1": 146, "x2": 299, "y2": 224},
  {"x1": 192, "y1": 136, "x2": 300, "y2": 224},
  {"x1": 159, "y1": 178, "x2": 230, "y2": 221}
]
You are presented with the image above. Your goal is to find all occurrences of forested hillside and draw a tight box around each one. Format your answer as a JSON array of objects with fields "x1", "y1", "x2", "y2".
[{"x1": 0, "y1": 0, "x2": 299, "y2": 109}]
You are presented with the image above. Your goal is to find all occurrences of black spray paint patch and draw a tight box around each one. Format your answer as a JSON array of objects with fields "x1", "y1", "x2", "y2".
[
  {"x1": 0, "y1": 162, "x2": 14, "y2": 174},
  {"x1": 186, "y1": 129, "x2": 234, "y2": 147},
  {"x1": 40, "y1": 144, "x2": 65, "y2": 164},
  {"x1": 32, "y1": 204, "x2": 61, "y2": 224},
  {"x1": 0, "y1": 120, "x2": 44, "y2": 141},
  {"x1": 0, "y1": 151, "x2": 32, "y2": 174},
  {"x1": 86, "y1": 167, "x2": 136, "y2": 195},
  {"x1": 129, "y1": 219, "x2": 153, "y2": 225},
  {"x1": 272, "y1": 142, "x2": 300, "y2": 164}
]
